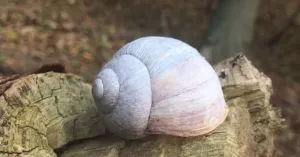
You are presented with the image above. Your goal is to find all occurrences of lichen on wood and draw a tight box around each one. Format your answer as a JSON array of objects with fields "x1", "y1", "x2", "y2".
[{"x1": 0, "y1": 72, "x2": 105, "y2": 157}]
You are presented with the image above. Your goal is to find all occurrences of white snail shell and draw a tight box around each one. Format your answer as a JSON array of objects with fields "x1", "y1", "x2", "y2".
[{"x1": 92, "y1": 36, "x2": 228, "y2": 139}]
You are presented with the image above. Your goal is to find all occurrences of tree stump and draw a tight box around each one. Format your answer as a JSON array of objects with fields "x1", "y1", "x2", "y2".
[{"x1": 0, "y1": 55, "x2": 282, "y2": 157}]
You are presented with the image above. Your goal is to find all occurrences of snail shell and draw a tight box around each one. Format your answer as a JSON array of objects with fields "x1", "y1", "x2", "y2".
[{"x1": 92, "y1": 36, "x2": 228, "y2": 139}]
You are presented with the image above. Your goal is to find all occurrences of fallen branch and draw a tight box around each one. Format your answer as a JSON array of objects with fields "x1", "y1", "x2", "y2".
[{"x1": 0, "y1": 54, "x2": 282, "y2": 157}]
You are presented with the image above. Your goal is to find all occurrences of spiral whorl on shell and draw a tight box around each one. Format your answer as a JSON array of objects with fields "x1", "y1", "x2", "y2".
[{"x1": 92, "y1": 36, "x2": 228, "y2": 139}]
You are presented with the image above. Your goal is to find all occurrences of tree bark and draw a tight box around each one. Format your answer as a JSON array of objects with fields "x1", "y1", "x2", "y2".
[{"x1": 0, "y1": 55, "x2": 282, "y2": 157}]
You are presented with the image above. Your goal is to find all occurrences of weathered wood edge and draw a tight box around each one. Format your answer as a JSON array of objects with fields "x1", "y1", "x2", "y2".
[
  {"x1": 214, "y1": 54, "x2": 283, "y2": 157},
  {"x1": 0, "y1": 72, "x2": 105, "y2": 157}
]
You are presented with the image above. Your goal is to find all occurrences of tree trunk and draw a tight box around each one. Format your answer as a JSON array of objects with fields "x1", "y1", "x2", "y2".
[
  {"x1": 0, "y1": 55, "x2": 282, "y2": 157},
  {"x1": 201, "y1": 0, "x2": 260, "y2": 64}
]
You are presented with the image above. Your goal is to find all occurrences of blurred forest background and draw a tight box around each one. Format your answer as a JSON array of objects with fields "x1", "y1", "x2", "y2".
[{"x1": 0, "y1": 0, "x2": 299, "y2": 156}]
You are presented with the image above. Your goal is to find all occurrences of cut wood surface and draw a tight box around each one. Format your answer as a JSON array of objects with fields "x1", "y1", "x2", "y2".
[{"x1": 0, "y1": 54, "x2": 282, "y2": 157}]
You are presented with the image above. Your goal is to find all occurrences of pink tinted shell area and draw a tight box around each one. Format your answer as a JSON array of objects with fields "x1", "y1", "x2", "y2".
[
  {"x1": 147, "y1": 95, "x2": 228, "y2": 137},
  {"x1": 146, "y1": 55, "x2": 228, "y2": 137}
]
